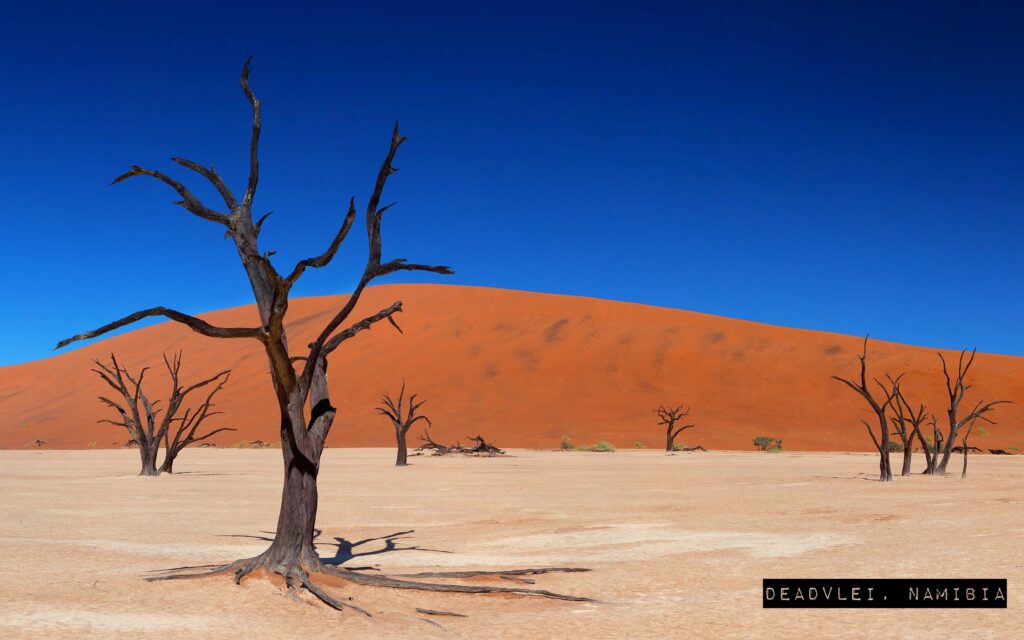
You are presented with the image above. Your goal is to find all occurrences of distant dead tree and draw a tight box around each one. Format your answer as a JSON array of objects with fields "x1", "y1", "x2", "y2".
[
  {"x1": 376, "y1": 383, "x2": 430, "y2": 466},
  {"x1": 654, "y1": 404, "x2": 696, "y2": 451},
  {"x1": 890, "y1": 388, "x2": 929, "y2": 476},
  {"x1": 959, "y1": 420, "x2": 985, "y2": 479},
  {"x1": 415, "y1": 428, "x2": 505, "y2": 456},
  {"x1": 93, "y1": 353, "x2": 232, "y2": 475},
  {"x1": 832, "y1": 336, "x2": 903, "y2": 482},
  {"x1": 160, "y1": 368, "x2": 233, "y2": 473},
  {"x1": 58, "y1": 59, "x2": 587, "y2": 610},
  {"x1": 933, "y1": 349, "x2": 1009, "y2": 476}
]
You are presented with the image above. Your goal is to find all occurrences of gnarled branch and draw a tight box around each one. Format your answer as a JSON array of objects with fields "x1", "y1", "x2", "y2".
[{"x1": 56, "y1": 307, "x2": 262, "y2": 350}]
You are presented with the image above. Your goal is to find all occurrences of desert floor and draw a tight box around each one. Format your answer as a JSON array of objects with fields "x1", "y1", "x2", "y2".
[{"x1": 0, "y1": 449, "x2": 1020, "y2": 639}]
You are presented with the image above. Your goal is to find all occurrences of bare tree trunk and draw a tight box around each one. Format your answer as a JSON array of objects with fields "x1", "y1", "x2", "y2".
[
  {"x1": 139, "y1": 441, "x2": 159, "y2": 477},
  {"x1": 396, "y1": 429, "x2": 408, "y2": 466},
  {"x1": 900, "y1": 445, "x2": 912, "y2": 476},
  {"x1": 159, "y1": 453, "x2": 175, "y2": 474},
  {"x1": 874, "y1": 411, "x2": 893, "y2": 482},
  {"x1": 263, "y1": 434, "x2": 322, "y2": 570},
  {"x1": 665, "y1": 426, "x2": 675, "y2": 452}
]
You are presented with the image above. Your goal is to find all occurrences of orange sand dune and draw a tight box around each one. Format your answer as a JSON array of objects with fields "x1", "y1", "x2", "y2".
[{"x1": 1, "y1": 284, "x2": 1021, "y2": 451}]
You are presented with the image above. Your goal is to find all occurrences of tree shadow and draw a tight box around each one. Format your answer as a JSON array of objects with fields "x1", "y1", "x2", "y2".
[{"x1": 217, "y1": 528, "x2": 452, "y2": 568}]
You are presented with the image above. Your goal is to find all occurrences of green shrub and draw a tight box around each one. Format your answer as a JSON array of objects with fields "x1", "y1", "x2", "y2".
[
  {"x1": 634, "y1": 440, "x2": 646, "y2": 449},
  {"x1": 560, "y1": 435, "x2": 573, "y2": 450},
  {"x1": 589, "y1": 441, "x2": 615, "y2": 452},
  {"x1": 887, "y1": 440, "x2": 904, "y2": 453},
  {"x1": 673, "y1": 443, "x2": 685, "y2": 451},
  {"x1": 754, "y1": 435, "x2": 781, "y2": 452}
]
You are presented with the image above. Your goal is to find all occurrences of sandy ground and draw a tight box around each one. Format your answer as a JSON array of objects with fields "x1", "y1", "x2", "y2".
[{"x1": 0, "y1": 449, "x2": 1020, "y2": 639}]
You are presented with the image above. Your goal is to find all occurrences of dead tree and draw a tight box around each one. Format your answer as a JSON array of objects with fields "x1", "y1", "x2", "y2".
[
  {"x1": 467, "y1": 434, "x2": 505, "y2": 455},
  {"x1": 376, "y1": 383, "x2": 430, "y2": 466},
  {"x1": 921, "y1": 415, "x2": 945, "y2": 473},
  {"x1": 832, "y1": 336, "x2": 903, "y2": 482},
  {"x1": 58, "y1": 59, "x2": 588, "y2": 611},
  {"x1": 415, "y1": 426, "x2": 450, "y2": 454},
  {"x1": 890, "y1": 387, "x2": 929, "y2": 476},
  {"x1": 94, "y1": 353, "x2": 232, "y2": 475},
  {"x1": 933, "y1": 349, "x2": 1010, "y2": 476},
  {"x1": 160, "y1": 367, "x2": 234, "y2": 473},
  {"x1": 960, "y1": 419, "x2": 982, "y2": 479},
  {"x1": 654, "y1": 404, "x2": 696, "y2": 451}
]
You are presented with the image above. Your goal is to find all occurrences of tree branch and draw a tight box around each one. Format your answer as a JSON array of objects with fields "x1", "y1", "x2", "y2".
[
  {"x1": 109, "y1": 166, "x2": 230, "y2": 225},
  {"x1": 240, "y1": 56, "x2": 260, "y2": 216},
  {"x1": 56, "y1": 307, "x2": 262, "y2": 350},
  {"x1": 170, "y1": 157, "x2": 239, "y2": 211},
  {"x1": 321, "y1": 301, "x2": 404, "y2": 357},
  {"x1": 285, "y1": 198, "x2": 357, "y2": 286}
]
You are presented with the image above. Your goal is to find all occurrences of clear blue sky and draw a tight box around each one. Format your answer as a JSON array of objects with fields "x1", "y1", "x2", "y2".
[{"x1": 1, "y1": 1, "x2": 1021, "y2": 365}]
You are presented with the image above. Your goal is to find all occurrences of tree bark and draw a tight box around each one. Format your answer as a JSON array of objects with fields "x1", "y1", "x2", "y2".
[
  {"x1": 396, "y1": 429, "x2": 408, "y2": 466},
  {"x1": 900, "y1": 444, "x2": 912, "y2": 476},
  {"x1": 159, "y1": 454, "x2": 175, "y2": 474},
  {"x1": 139, "y1": 441, "x2": 159, "y2": 476},
  {"x1": 263, "y1": 434, "x2": 322, "y2": 570}
]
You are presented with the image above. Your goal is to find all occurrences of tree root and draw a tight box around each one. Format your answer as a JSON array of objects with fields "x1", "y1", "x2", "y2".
[{"x1": 145, "y1": 555, "x2": 594, "y2": 615}]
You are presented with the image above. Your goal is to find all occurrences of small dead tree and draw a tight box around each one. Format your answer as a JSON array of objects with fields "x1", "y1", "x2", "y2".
[
  {"x1": 59, "y1": 59, "x2": 588, "y2": 610},
  {"x1": 890, "y1": 387, "x2": 929, "y2": 477},
  {"x1": 832, "y1": 336, "x2": 903, "y2": 482},
  {"x1": 416, "y1": 425, "x2": 450, "y2": 454},
  {"x1": 93, "y1": 353, "x2": 232, "y2": 475},
  {"x1": 960, "y1": 420, "x2": 986, "y2": 479},
  {"x1": 654, "y1": 404, "x2": 696, "y2": 451},
  {"x1": 466, "y1": 434, "x2": 505, "y2": 455},
  {"x1": 376, "y1": 383, "x2": 430, "y2": 466},
  {"x1": 933, "y1": 349, "x2": 1010, "y2": 476},
  {"x1": 160, "y1": 368, "x2": 234, "y2": 473}
]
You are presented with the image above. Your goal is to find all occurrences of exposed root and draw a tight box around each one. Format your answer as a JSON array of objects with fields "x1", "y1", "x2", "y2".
[
  {"x1": 326, "y1": 566, "x2": 595, "y2": 602},
  {"x1": 416, "y1": 608, "x2": 467, "y2": 617},
  {"x1": 146, "y1": 559, "x2": 252, "y2": 582},
  {"x1": 145, "y1": 553, "x2": 594, "y2": 615},
  {"x1": 500, "y1": 575, "x2": 535, "y2": 584},
  {"x1": 394, "y1": 567, "x2": 589, "y2": 579},
  {"x1": 287, "y1": 567, "x2": 372, "y2": 616}
]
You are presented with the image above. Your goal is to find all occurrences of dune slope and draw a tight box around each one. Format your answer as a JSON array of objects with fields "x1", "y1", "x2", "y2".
[{"x1": 1, "y1": 284, "x2": 1021, "y2": 451}]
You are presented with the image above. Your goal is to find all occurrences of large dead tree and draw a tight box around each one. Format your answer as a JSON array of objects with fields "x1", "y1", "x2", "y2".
[
  {"x1": 93, "y1": 353, "x2": 232, "y2": 475},
  {"x1": 890, "y1": 387, "x2": 929, "y2": 476},
  {"x1": 933, "y1": 349, "x2": 1009, "y2": 476},
  {"x1": 654, "y1": 404, "x2": 696, "y2": 451},
  {"x1": 832, "y1": 337, "x2": 903, "y2": 482},
  {"x1": 58, "y1": 59, "x2": 589, "y2": 612},
  {"x1": 376, "y1": 383, "x2": 430, "y2": 466}
]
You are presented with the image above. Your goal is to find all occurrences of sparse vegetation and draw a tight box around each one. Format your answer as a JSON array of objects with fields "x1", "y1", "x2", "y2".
[
  {"x1": 560, "y1": 435, "x2": 573, "y2": 450},
  {"x1": 634, "y1": 440, "x2": 646, "y2": 449},
  {"x1": 588, "y1": 441, "x2": 616, "y2": 452},
  {"x1": 753, "y1": 435, "x2": 781, "y2": 452}
]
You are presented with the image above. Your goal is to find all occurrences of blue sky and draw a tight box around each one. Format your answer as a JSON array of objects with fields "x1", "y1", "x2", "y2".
[{"x1": 1, "y1": 1, "x2": 1021, "y2": 365}]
